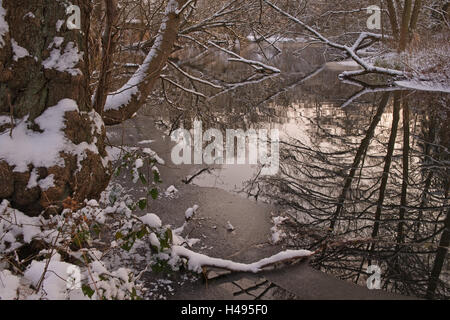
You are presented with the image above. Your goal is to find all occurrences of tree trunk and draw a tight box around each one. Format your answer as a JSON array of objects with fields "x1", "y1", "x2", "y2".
[
  {"x1": 385, "y1": 0, "x2": 400, "y2": 41},
  {"x1": 93, "y1": 0, "x2": 119, "y2": 115},
  {"x1": 409, "y1": 0, "x2": 423, "y2": 34},
  {"x1": 101, "y1": 0, "x2": 188, "y2": 125},
  {"x1": 0, "y1": 0, "x2": 111, "y2": 216},
  {"x1": 399, "y1": 0, "x2": 414, "y2": 52}
]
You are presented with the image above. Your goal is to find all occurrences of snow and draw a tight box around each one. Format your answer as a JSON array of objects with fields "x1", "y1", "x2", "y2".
[
  {"x1": 140, "y1": 213, "x2": 162, "y2": 229},
  {"x1": 0, "y1": 0, "x2": 8, "y2": 48},
  {"x1": 138, "y1": 140, "x2": 155, "y2": 145},
  {"x1": 104, "y1": 0, "x2": 179, "y2": 111},
  {"x1": 56, "y1": 20, "x2": 65, "y2": 32},
  {"x1": 38, "y1": 174, "x2": 55, "y2": 191},
  {"x1": 172, "y1": 246, "x2": 313, "y2": 273},
  {"x1": 24, "y1": 258, "x2": 85, "y2": 300},
  {"x1": 0, "y1": 200, "x2": 42, "y2": 247},
  {"x1": 105, "y1": 146, "x2": 124, "y2": 162},
  {"x1": 43, "y1": 41, "x2": 83, "y2": 76},
  {"x1": 395, "y1": 80, "x2": 450, "y2": 94},
  {"x1": 226, "y1": 221, "x2": 235, "y2": 231},
  {"x1": 143, "y1": 147, "x2": 165, "y2": 164},
  {"x1": 27, "y1": 171, "x2": 58, "y2": 192},
  {"x1": 27, "y1": 168, "x2": 39, "y2": 189},
  {"x1": 185, "y1": 205, "x2": 199, "y2": 220},
  {"x1": 270, "y1": 216, "x2": 288, "y2": 244},
  {"x1": 0, "y1": 99, "x2": 78, "y2": 172},
  {"x1": 0, "y1": 270, "x2": 20, "y2": 300},
  {"x1": 0, "y1": 99, "x2": 108, "y2": 174},
  {"x1": 48, "y1": 36, "x2": 64, "y2": 49},
  {"x1": 165, "y1": 185, "x2": 178, "y2": 197},
  {"x1": 247, "y1": 34, "x2": 309, "y2": 43},
  {"x1": 135, "y1": 158, "x2": 144, "y2": 169},
  {"x1": 149, "y1": 233, "x2": 161, "y2": 250},
  {"x1": 11, "y1": 38, "x2": 29, "y2": 61}
]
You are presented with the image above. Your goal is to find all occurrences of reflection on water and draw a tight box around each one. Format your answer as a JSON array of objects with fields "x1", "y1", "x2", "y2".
[{"x1": 145, "y1": 43, "x2": 450, "y2": 299}]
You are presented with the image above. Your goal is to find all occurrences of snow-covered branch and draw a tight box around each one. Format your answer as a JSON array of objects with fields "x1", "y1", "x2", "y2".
[
  {"x1": 172, "y1": 246, "x2": 313, "y2": 273},
  {"x1": 263, "y1": 0, "x2": 405, "y2": 78},
  {"x1": 102, "y1": 0, "x2": 188, "y2": 125}
]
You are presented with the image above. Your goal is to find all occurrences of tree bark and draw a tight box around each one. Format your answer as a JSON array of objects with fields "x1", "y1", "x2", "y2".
[
  {"x1": 102, "y1": 0, "x2": 188, "y2": 125},
  {"x1": 399, "y1": 0, "x2": 413, "y2": 52},
  {"x1": 385, "y1": 0, "x2": 400, "y2": 41},
  {"x1": 409, "y1": 0, "x2": 423, "y2": 34},
  {"x1": 0, "y1": 0, "x2": 110, "y2": 216},
  {"x1": 93, "y1": 0, "x2": 119, "y2": 115}
]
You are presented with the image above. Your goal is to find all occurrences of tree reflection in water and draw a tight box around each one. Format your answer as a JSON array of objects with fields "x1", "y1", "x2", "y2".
[{"x1": 145, "y1": 43, "x2": 449, "y2": 299}]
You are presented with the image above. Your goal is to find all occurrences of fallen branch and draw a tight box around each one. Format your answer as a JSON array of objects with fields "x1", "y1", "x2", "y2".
[{"x1": 172, "y1": 246, "x2": 314, "y2": 273}]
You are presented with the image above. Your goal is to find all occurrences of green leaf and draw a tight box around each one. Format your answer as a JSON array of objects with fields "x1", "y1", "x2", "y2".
[
  {"x1": 115, "y1": 231, "x2": 124, "y2": 240},
  {"x1": 136, "y1": 226, "x2": 149, "y2": 239},
  {"x1": 139, "y1": 173, "x2": 147, "y2": 185},
  {"x1": 149, "y1": 188, "x2": 159, "y2": 200},
  {"x1": 153, "y1": 170, "x2": 162, "y2": 183},
  {"x1": 138, "y1": 198, "x2": 147, "y2": 210},
  {"x1": 160, "y1": 229, "x2": 173, "y2": 250},
  {"x1": 82, "y1": 284, "x2": 95, "y2": 298}
]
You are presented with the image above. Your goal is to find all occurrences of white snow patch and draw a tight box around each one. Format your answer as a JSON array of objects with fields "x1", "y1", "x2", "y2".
[
  {"x1": 27, "y1": 168, "x2": 39, "y2": 189},
  {"x1": 138, "y1": 140, "x2": 155, "y2": 145},
  {"x1": 24, "y1": 259, "x2": 85, "y2": 300},
  {"x1": 56, "y1": 19, "x2": 65, "y2": 32},
  {"x1": 42, "y1": 42, "x2": 83, "y2": 76},
  {"x1": 226, "y1": 221, "x2": 235, "y2": 231},
  {"x1": 140, "y1": 213, "x2": 162, "y2": 229},
  {"x1": 0, "y1": 99, "x2": 78, "y2": 172},
  {"x1": 0, "y1": 270, "x2": 20, "y2": 300},
  {"x1": 270, "y1": 216, "x2": 288, "y2": 244},
  {"x1": 165, "y1": 185, "x2": 178, "y2": 197},
  {"x1": 11, "y1": 38, "x2": 29, "y2": 61},
  {"x1": 143, "y1": 148, "x2": 165, "y2": 164},
  {"x1": 172, "y1": 246, "x2": 313, "y2": 273},
  {"x1": 395, "y1": 80, "x2": 450, "y2": 94},
  {"x1": 149, "y1": 232, "x2": 160, "y2": 250},
  {"x1": 185, "y1": 205, "x2": 199, "y2": 220},
  {"x1": 48, "y1": 36, "x2": 64, "y2": 49},
  {"x1": 38, "y1": 174, "x2": 55, "y2": 191}
]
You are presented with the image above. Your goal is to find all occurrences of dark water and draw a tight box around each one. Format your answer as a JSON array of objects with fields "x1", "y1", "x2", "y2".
[{"x1": 144, "y1": 43, "x2": 450, "y2": 299}]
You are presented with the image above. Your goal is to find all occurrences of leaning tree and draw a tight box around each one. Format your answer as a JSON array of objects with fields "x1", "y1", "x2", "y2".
[{"x1": 0, "y1": 0, "x2": 189, "y2": 216}]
